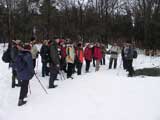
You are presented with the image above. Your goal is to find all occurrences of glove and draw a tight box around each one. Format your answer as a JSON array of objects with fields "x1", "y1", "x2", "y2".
[{"x1": 56, "y1": 64, "x2": 60, "y2": 68}]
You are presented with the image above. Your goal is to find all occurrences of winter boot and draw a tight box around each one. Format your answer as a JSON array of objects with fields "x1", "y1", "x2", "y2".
[
  {"x1": 15, "y1": 80, "x2": 21, "y2": 87},
  {"x1": 67, "y1": 76, "x2": 73, "y2": 79},
  {"x1": 12, "y1": 79, "x2": 16, "y2": 88},
  {"x1": 18, "y1": 99, "x2": 27, "y2": 106},
  {"x1": 49, "y1": 85, "x2": 58, "y2": 89}
]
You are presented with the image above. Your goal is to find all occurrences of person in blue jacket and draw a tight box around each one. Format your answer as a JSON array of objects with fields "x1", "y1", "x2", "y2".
[
  {"x1": 124, "y1": 41, "x2": 135, "y2": 77},
  {"x1": 15, "y1": 43, "x2": 35, "y2": 106}
]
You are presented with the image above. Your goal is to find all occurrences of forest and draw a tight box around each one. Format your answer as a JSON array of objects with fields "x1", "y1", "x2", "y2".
[{"x1": 0, "y1": 0, "x2": 160, "y2": 49}]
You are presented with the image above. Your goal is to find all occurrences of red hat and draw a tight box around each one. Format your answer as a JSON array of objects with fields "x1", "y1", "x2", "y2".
[{"x1": 24, "y1": 44, "x2": 31, "y2": 50}]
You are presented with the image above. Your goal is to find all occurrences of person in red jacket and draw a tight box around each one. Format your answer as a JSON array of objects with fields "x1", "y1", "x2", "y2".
[
  {"x1": 94, "y1": 42, "x2": 102, "y2": 71},
  {"x1": 60, "y1": 42, "x2": 67, "y2": 72},
  {"x1": 76, "y1": 43, "x2": 84, "y2": 75},
  {"x1": 84, "y1": 43, "x2": 92, "y2": 72}
]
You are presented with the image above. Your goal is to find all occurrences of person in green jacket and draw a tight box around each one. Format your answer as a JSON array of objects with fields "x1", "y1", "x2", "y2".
[{"x1": 49, "y1": 39, "x2": 60, "y2": 88}]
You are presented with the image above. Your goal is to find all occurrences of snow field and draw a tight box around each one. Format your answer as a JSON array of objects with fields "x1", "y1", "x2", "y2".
[{"x1": 0, "y1": 44, "x2": 160, "y2": 120}]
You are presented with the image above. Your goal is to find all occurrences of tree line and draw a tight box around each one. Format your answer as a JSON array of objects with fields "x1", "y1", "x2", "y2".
[{"x1": 0, "y1": 0, "x2": 160, "y2": 49}]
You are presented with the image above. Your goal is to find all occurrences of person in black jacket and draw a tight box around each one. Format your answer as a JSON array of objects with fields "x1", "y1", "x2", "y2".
[
  {"x1": 10, "y1": 40, "x2": 22, "y2": 88},
  {"x1": 40, "y1": 40, "x2": 50, "y2": 77},
  {"x1": 124, "y1": 42, "x2": 135, "y2": 77},
  {"x1": 121, "y1": 43, "x2": 127, "y2": 70}
]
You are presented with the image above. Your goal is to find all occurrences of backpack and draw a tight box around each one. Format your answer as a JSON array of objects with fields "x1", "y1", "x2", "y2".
[
  {"x1": 15, "y1": 54, "x2": 27, "y2": 72},
  {"x1": 2, "y1": 48, "x2": 11, "y2": 63},
  {"x1": 125, "y1": 48, "x2": 134, "y2": 60},
  {"x1": 15, "y1": 52, "x2": 35, "y2": 80},
  {"x1": 133, "y1": 50, "x2": 138, "y2": 59}
]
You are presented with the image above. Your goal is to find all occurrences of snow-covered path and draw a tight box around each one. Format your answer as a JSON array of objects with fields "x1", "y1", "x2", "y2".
[{"x1": 0, "y1": 45, "x2": 160, "y2": 120}]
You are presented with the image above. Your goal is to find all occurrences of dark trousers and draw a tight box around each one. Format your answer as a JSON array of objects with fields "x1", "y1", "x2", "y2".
[
  {"x1": 93, "y1": 57, "x2": 96, "y2": 67},
  {"x1": 19, "y1": 80, "x2": 29, "y2": 100},
  {"x1": 49, "y1": 63, "x2": 58, "y2": 87},
  {"x1": 33, "y1": 59, "x2": 36, "y2": 69},
  {"x1": 12, "y1": 69, "x2": 21, "y2": 88},
  {"x1": 126, "y1": 60, "x2": 134, "y2": 76},
  {"x1": 122, "y1": 58, "x2": 127, "y2": 70},
  {"x1": 42, "y1": 62, "x2": 49, "y2": 76},
  {"x1": 67, "y1": 63, "x2": 74, "y2": 78},
  {"x1": 73, "y1": 60, "x2": 77, "y2": 73},
  {"x1": 101, "y1": 57, "x2": 106, "y2": 65},
  {"x1": 109, "y1": 58, "x2": 117, "y2": 69},
  {"x1": 85, "y1": 60, "x2": 91, "y2": 72},
  {"x1": 77, "y1": 62, "x2": 82, "y2": 75}
]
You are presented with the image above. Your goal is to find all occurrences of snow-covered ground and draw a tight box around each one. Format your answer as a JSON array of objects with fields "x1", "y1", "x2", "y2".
[{"x1": 0, "y1": 44, "x2": 160, "y2": 120}]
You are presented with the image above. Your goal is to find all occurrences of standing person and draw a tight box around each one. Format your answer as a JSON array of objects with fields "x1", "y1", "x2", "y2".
[
  {"x1": 124, "y1": 42, "x2": 135, "y2": 77},
  {"x1": 15, "y1": 44, "x2": 34, "y2": 106},
  {"x1": 121, "y1": 43, "x2": 127, "y2": 70},
  {"x1": 49, "y1": 39, "x2": 60, "y2": 88},
  {"x1": 66, "y1": 43, "x2": 75, "y2": 79},
  {"x1": 92, "y1": 43, "x2": 96, "y2": 67},
  {"x1": 84, "y1": 43, "x2": 92, "y2": 73},
  {"x1": 60, "y1": 41, "x2": 67, "y2": 72},
  {"x1": 10, "y1": 40, "x2": 22, "y2": 88},
  {"x1": 73, "y1": 42, "x2": 78, "y2": 73},
  {"x1": 109, "y1": 43, "x2": 119, "y2": 69},
  {"x1": 94, "y1": 43, "x2": 102, "y2": 71},
  {"x1": 40, "y1": 40, "x2": 50, "y2": 77},
  {"x1": 30, "y1": 38, "x2": 39, "y2": 69},
  {"x1": 76, "y1": 43, "x2": 84, "y2": 75},
  {"x1": 101, "y1": 44, "x2": 107, "y2": 65}
]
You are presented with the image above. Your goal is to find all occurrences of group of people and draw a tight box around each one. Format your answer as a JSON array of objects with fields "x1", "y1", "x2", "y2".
[
  {"x1": 4, "y1": 37, "x2": 137, "y2": 106},
  {"x1": 40, "y1": 39, "x2": 137, "y2": 87},
  {"x1": 40, "y1": 39, "x2": 107, "y2": 89}
]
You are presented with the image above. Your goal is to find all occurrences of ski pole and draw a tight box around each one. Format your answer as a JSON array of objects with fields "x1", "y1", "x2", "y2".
[
  {"x1": 59, "y1": 71, "x2": 63, "y2": 80},
  {"x1": 36, "y1": 56, "x2": 39, "y2": 73},
  {"x1": 117, "y1": 58, "x2": 123, "y2": 76},
  {"x1": 60, "y1": 71, "x2": 65, "y2": 80},
  {"x1": 62, "y1": 71, "x2": 66, "y2": 80},
  {"x1": 35, "y1": 74, "x2": 48, "y2": 94},
  {"x1": 28, "y1": 83, "x2": 32, "y2": 95}
]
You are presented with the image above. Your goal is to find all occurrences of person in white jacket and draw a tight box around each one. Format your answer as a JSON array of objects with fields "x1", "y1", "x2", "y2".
[
  {"x1": 109, "y1": 43, "x2": 119, "y2": 69},
  {"x1": 31, "y1": 39, "x2": 39, "y2": 69}
]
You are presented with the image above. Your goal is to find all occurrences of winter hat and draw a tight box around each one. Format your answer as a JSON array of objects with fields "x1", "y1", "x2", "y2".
[
  {"x1": 126, "y1": 40, "x2": 132, "y2": 44},
  {"x1": 59, "y1": 39, "x2": 65, "y2": 44},
  {"x1": 24, "y1": 43, "x2": 31, "y2": 50},
  {"x1": 30, "y1": 37, "x2": 36, "y2": 42},
  {"x1": 77, "y1": 43, "x2": 82, "y2": 47},
  {"x1": 12, "y1": 40, "x2": 21, "y2": 45},
  {"x1": 65, "y1": 38, "x2": 71, "y2": 44}
]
